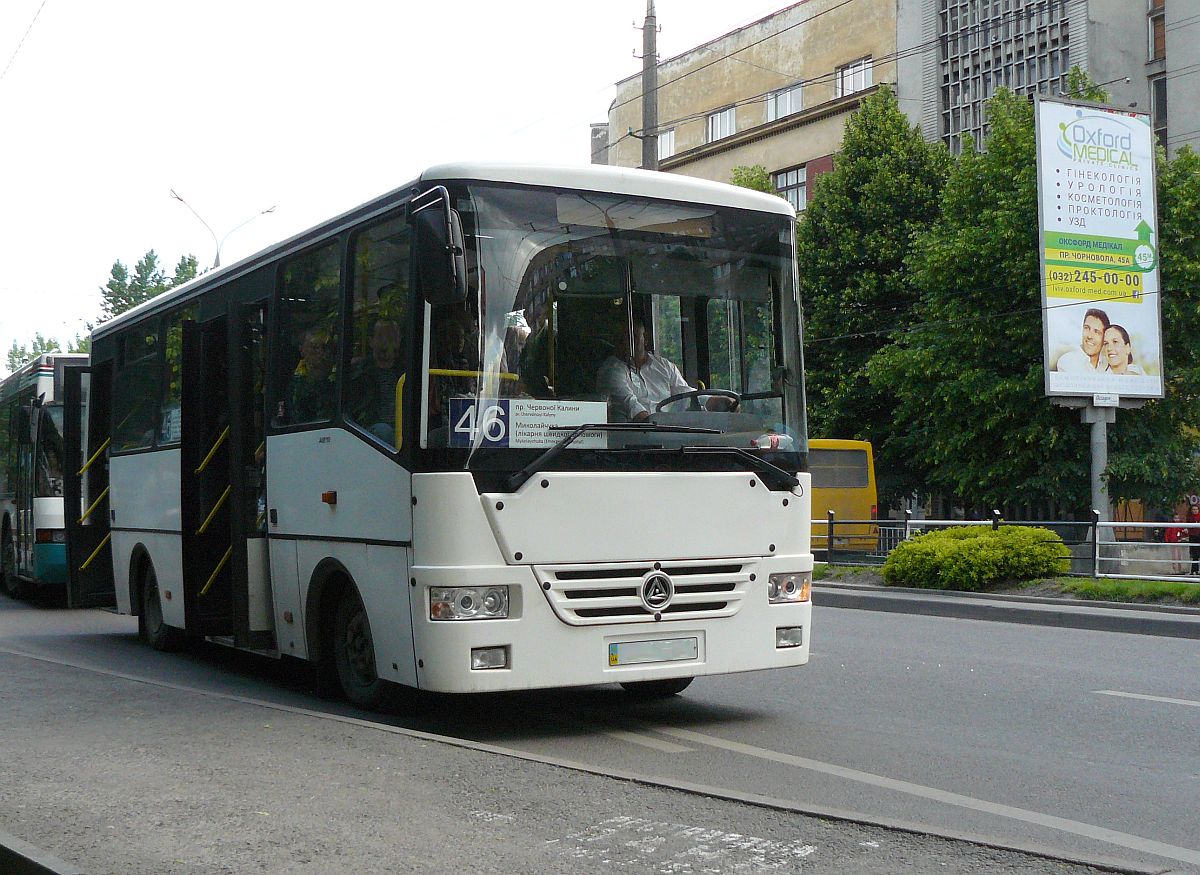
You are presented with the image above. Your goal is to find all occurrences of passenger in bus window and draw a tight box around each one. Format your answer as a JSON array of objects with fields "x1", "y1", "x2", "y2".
[
  {"x1": 283, "y1": 328, "x2": 336, "y2": 424},
  {"x1": 426, "y1": 314, "x2": 478, "y2": 431},
  {"x1": 349, "y1": 319, "x2": 404, "y2": 445}
]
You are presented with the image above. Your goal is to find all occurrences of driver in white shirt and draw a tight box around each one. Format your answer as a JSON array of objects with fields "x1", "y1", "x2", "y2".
[{"x1": 597, "y1": 319, "x2": 735, "y2": 421}]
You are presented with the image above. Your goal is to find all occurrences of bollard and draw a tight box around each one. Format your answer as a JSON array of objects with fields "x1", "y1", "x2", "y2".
[
  {"x1": 827, "y1": 510, "x2": 836, "y2": 566},
  {"x1": 904, "y1": 508, "x2": 912, "y2": 542},
  {"x1": 992, "y1": 509, "x2": 1001, "y2": 531},
  {"x1": 1091, "y1": 508, "x2": 1100, "y2": 578}
]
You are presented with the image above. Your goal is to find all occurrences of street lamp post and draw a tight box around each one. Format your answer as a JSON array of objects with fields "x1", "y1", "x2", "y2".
[{"x1": 170, "y1": 189, "x2": 276, "y2": 269}]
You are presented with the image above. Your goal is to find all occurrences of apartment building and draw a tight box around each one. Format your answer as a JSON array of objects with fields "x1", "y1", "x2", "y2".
[
  {"x1": 597, "y1": 1, "x2": 1195, "y2": 204},
  {"x1": 600, "y1": 0, "x2": 917, "y2": 210}
]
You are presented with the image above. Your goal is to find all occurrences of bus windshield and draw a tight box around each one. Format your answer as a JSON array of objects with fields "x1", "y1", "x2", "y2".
[{"x1": 424, "y1": 183, "x2": 803, "y2": 462}]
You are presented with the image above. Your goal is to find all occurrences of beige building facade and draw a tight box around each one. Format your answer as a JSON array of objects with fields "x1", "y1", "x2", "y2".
[{"x1": 601, "y1": 0, "x2": 915, "y2": 210}]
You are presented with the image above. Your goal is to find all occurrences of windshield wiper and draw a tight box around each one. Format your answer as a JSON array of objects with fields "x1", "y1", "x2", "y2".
[
  {"x1": 504, "y1": 422, "x2": 719, "y2": 491},
  {"x1": 681, "y1": 445, "x2": 799, "y2": 491}
]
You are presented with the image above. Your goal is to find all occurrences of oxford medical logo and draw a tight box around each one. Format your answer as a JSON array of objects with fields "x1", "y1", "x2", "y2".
[{"x1": 1058, "y1": 112, "x2": 1140, "y2": 170}]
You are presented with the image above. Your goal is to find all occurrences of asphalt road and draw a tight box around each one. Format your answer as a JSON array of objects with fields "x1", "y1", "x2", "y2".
[{"x1": 1, "y1": 592, "x2": 1197, "y2": 873}]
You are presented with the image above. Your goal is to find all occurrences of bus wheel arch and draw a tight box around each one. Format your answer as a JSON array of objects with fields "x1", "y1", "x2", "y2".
[
  {"x1": 306, "y1": 558, "x2": 394, "y2": 710},
  {"x1": 132, "y1": 546, "x2": 182, "y2": 652}
]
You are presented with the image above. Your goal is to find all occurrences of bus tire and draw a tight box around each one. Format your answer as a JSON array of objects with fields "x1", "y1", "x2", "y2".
[
  {"x1": 1, "y1": 528, "x2": 29, "y2": 599},
  {"x1": 620, "y1": 677, "x2": 693, "y2": 698},
  {"x1": 332, "y1": 585, "x2": 393, "y2": 711},
  {"x1": 140, "y1": 563, "x2": 184, "y2": 652}
]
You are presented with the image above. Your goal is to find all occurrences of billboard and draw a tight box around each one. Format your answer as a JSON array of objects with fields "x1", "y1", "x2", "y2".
[{"x1": 1036, "y1": 96, "x2": 1163, "y2": 399}]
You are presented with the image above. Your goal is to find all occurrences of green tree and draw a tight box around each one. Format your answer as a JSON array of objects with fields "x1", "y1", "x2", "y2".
[
  {"x1": 796, "y1": 85, "x2": 950, "y2": 503},
  {"x1": 729, "y1": 165, "x2": 774, "y2": 194},
  {"x1": 872, "y1": 72, "x2": 1199, "y2": 515},
  {"x1": 1106, "y1": 145, "x2": 1200, "y2": 507},
  {"x1": 7, "y1": 332, "x2": 61, "y2": 373},
  {"x1": 69, "y1": 334, "x2": 91, "y2": 354},
  {"x1": 99, "y1": 250, "x2": 198, "y2": 322}
]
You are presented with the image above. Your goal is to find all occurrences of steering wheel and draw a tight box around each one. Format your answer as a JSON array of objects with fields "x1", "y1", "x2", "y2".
[{"x1": 655, "y1": 388, "x2": 741, "y2": 413}]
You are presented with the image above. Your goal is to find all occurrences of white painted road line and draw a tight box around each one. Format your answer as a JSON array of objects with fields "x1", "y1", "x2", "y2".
[
  {"x1": 653, "y1": 725, "x2": 1200, "y2": 869},
  {"x1": 604, "y1": 729, "x2": 694, "y2": 753},
  {"x1": 1095, "y1": 690, "x2": 1200, "y2": 709}
]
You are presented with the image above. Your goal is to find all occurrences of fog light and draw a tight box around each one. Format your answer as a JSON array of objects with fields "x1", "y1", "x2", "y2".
[
  {"x1": 768, "y1": 572, "x2": 811, "y2": 603},
  {"x1": 471, "y1": 646, "x2": 509, "y2": 670},
  {"x1": 776, "y1": 626, "x2": 804, "y2": 648},
  {"x1": 430, "y1": 586, "x2": 509, "y2": 620}
]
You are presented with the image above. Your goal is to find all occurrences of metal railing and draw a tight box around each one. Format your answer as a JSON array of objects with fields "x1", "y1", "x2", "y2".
[{"x1": 816, "y1": 509, "x2": 1200, "y2": 583}]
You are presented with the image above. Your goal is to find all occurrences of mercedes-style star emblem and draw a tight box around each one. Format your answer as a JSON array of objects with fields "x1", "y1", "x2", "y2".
[{"x1": 641, "y1": 573, "x2": 675, "y2": 612}]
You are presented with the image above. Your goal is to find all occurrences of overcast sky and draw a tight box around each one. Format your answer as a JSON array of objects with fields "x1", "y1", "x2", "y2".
[{"x1": 0, "y1": 0, "x2": 796, "y2": 375}]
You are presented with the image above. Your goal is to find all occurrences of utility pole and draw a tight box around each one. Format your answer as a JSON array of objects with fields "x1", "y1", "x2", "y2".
[{"x1": 640, "y1": 1, "x2": 659, "y2": 171}]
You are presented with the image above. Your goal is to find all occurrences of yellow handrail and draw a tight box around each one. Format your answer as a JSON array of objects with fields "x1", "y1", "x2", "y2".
[
  {"x1": 195, "y1": 426, "x2": 229, "y2": 474},
  {"x1": 428, "y1": 368, "x2": 519, "y2": 381},
  {"x1": 79, "y1": 532, "x2": 112, "y2": 573},
  {"x1": 394, "y1": 373, "x2": 406, "y2": 451},
  {"x1": 77, "y1": 437, "x2": 111, "y2": 476},
  {"x1": 199, "y1": 546, "x2": 232, "y2": 597},
  {"x1": 197, "y1": 485, "x2": 231, "y2": 535},
  {"x1": 78, "y1": 485, "x2": 110, "y2": 525}
]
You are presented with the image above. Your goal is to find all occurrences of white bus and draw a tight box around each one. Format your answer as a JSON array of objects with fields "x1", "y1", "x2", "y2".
[
  {"x1": 63, "y1": 164, "x2": 812, "y2": 708},
  {"x1": 1, "y1": 353, "x2": 88, "y2": 598}
]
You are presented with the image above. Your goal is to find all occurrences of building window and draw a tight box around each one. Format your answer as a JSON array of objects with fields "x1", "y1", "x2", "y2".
[
  {"x1": 774, "y1": 166, "x2": 806, "y2": 212},
  {"x1": 1151, "y1": 75, "x2": 1167, "y2": 151},
  {"x1": 1149, "y1": 1, "x2": 1166, "y2": 61},
  {"x1": 835, "y1": 57, "x2": 873, "y2": 98},
  {"x1": 766, "y1": 83, "x2": 803, "y2": 122},
  {"x1": 657, "y1": 128, "x2": 675, "y2": 161},
  {"x1": 707, "y1": 107, "x2": 736, "y2": 142}
]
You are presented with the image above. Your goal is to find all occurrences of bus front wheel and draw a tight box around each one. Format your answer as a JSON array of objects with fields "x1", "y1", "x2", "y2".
[
  {"x1": 620, "y1": 677, "x2": 693, "y2": 698},
  {"x1": 140, "y1": 564, "x2": 183, "y2": 652},
  {"x1": 1, "y1": 530, "x2": 28, "y2": 599},
  {"x1": 333, "y1": 586, "x2": 393, "y2": 711}
]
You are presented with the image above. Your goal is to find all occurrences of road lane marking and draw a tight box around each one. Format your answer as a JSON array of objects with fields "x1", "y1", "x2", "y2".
[
  {"x1": 1095, "y1": 690, "x2": 1200, "y2": 709},
  {"x1": 1, "y1": 646, "x2": 1184, "y2": 870},
  {"x1": 653, "y1": 725, "x2": 1200, "y2": 868},
  {"x1": 604, "y1": 729, "x2": 693, "y2": 753}
]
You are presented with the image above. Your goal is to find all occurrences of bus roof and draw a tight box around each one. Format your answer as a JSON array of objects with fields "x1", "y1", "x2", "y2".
[
  {"x1": 94, "y1": 163, "x2": 794, "y2": 340},
  {"x1": 0, "y1": 352, "x2": 88, "y2": 397}
]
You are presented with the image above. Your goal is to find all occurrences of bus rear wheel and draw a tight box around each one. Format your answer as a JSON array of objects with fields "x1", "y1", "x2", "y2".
[
  {"x1": 1, "y1": 530, "x2": 28, "y2": 599},
  {"x1": 333, "y1": 586, "x2": 393, "y2": 711},
  {"x1": 140, "y1": 564, "x2": 183, "y2": 652},
  {"x1": 620, "y1": 677, "x2": 694, "y2": 699}
]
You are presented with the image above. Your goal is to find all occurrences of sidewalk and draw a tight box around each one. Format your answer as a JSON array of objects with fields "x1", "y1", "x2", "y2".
[{"x1": 814, "y1": 580, "x2": 1200, "y2": 639}]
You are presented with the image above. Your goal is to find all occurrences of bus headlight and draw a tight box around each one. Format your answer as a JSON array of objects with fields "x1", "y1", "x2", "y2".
[
  {"x1": 767, "y1": 572, "x2": 810, "y2": 604},
  {"x1": 430, "y1": 586, "x2": 510, "y2": 620}
]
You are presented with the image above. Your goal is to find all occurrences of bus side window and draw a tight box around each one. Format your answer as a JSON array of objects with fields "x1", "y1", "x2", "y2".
[
  {"x1": 159, "y1": 306, "x2": 197, "y2": 445},
  {"x1": 273, "y1": 243, "x2": 341, "y2": 428},
  {"x1": 113, "y1": 326, "x2": 162, "y2": 451},
  {"x1": 346, "y1": 216, "x2": 411, "y2": 449}
]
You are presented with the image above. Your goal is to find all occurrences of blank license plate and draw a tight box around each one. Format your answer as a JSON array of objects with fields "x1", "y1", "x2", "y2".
[{"x1": 608, "y1": 637, "x2": 698, "y2": 666}]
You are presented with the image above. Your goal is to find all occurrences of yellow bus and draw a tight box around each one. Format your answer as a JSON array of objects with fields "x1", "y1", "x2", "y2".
[{"x1": 809, "y1": 439, "x2": 878, "y2": 554}]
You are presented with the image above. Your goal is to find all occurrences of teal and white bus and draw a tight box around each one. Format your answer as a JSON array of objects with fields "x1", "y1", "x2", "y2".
[
  {"x1": 62, "y1": 164, "x2": 812, "y2": 708},
  {"x1": 0, "y1": 353, "x2": 88, "y2": 598}
]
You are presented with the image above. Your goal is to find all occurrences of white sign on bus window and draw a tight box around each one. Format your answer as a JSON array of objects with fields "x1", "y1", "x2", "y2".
[
  {"x1": 1035, "y1": 96, "x2": 1163, "y2": 399},
  {"x1": 449, "y1": 398, "x2": 609, "y2": 448}
]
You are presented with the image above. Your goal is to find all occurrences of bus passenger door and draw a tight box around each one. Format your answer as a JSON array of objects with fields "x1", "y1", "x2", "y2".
[
  {"x1": 181, "y1": 317, "x2": 237, "y2": 639},
  {"x1": 63, "y1": 363, "x2": 116, "y2": 608},
  {"x1": 228, "y1": 302, "x2": 273, "y2": 649}
]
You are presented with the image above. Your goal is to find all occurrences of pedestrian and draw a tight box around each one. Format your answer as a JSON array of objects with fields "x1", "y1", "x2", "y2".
[
  {"x1": 1187, "y1": 506, "x2": 1200, "y2": 576},
  {"x1": 1165, "y1": 512, "x2": 1187, "y2": 575}
]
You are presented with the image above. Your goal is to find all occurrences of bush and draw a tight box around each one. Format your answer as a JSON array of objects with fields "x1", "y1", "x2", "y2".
[{"x1": 881, "y1": 525, "x2": 1070, "y2": 591}]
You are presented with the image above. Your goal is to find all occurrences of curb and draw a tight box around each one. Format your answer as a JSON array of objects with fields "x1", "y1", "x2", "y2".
[
  {"x1": 813, "y1": 582, "x2": 1200, "y2": 639},
  {"x1": 0, "y1": 828, "x2": 83, "y2": 875}
]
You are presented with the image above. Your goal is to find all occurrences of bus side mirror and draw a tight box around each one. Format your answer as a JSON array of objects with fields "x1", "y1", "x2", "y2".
[{"x1": 411, "y1": 186, "x2": 467, "y2": 306}]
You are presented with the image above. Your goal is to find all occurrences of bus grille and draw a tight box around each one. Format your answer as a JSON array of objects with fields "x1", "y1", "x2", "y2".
[{"x1": 534, "y1": 559, "x2": 754, "y2": 626}]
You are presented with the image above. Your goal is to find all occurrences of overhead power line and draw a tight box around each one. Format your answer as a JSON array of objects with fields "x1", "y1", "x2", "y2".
[{"x1": 0, "y1": 0, "x2": 48, "y2": 84}]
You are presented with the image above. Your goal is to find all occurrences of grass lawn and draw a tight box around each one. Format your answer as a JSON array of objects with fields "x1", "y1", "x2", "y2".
[{"x1": 813, "y1": 564, "x2": 1200, "y2": 606}]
